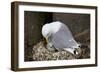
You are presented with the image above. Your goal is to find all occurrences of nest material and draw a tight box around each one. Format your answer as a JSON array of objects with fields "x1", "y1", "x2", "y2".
[{"x1": 31, "y1": 41, "x2": 90, "y2": 61}]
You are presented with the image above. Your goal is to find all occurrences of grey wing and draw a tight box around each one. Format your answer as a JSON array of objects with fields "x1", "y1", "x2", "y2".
[{"x1": 52, "y1": 24, "x2": 78, "y2": 49}]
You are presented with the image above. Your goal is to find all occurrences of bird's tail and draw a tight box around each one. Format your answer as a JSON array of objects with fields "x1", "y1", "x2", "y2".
[{"x1": 63, "y1": 48, "x2": 75, "y2": 54}]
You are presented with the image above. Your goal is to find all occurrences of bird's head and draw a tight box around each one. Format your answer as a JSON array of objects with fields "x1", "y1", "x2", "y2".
[
  {"x1": 42, "y1": 23, "x2": 52, "y2": 43},
  {"x1": 42, "y1": 21, "x2": 62, "y2": 38}
]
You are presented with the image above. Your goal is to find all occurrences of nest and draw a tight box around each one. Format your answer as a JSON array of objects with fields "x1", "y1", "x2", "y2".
[{"x1": 31, "y1": 40, "x2": 90, "y2": 61}]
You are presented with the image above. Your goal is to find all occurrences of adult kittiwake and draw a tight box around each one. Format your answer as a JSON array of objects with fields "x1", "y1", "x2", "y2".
[{"x1": 42, "y1": 21, "x2": 80, "y2": 54}]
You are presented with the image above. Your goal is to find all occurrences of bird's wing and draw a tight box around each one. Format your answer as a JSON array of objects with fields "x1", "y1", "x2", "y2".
[{"x1": 52, "y1": 24, "x2": 78, "y2": 49}]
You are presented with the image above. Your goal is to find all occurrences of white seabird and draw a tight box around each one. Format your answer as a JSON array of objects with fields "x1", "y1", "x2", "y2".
[{"x1": 42, "y1": 21, "x2": 80, "y2": 54}]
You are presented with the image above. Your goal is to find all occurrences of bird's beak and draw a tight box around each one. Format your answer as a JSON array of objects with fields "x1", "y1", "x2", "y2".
[
  {"x1": 45, "y1": 33, "x2": 51, "y2": 44},
  {"x1": 45, "y1": 37, "x2": 48, "y2": 44}
]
